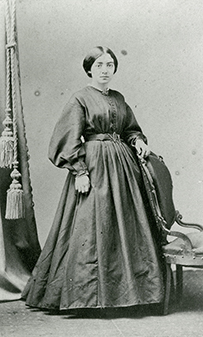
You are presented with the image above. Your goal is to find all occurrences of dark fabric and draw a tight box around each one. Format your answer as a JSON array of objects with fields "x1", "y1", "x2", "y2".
[{"x1": 22, "y1": 86, "x2": 164, "y2": 310}]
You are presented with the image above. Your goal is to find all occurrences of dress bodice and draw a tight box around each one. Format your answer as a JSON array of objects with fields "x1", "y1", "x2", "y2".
[{"x1": 48, "y1": 86, "x2": 146, "y2": 174}]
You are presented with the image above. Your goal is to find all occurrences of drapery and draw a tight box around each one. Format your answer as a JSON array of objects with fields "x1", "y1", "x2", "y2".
[{"x1": 0, "y1": 0, "x2": 41, "y2": 301}]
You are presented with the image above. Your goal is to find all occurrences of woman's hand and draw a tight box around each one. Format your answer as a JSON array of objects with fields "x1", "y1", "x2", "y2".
[
  {"x1": 135, "y1": 139, "x2": 150, "y2": 158},
  {"x1": 75, "y1": 175, "x2": 90, "y2": 194}
]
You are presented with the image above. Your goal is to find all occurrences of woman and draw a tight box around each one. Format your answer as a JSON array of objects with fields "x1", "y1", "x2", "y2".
[{"x1": 22, "y1": 46, "x2": 164, "y2": 312}]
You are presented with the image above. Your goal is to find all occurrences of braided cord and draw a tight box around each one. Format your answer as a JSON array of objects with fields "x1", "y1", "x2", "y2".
[
  {"x1": 9, "y1": 0, "x2": 18, "y2": 166},
  {"x1": 0, "y1": 0, "x2": 14, "y2": 169},
  {"x1": 5, "y1": 0, "x2": 11, "y2": 114}
]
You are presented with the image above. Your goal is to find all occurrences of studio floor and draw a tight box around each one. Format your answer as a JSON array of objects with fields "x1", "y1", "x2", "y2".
[{"x1": 0, "y1": 269, "x2": 203, "y2": 337}]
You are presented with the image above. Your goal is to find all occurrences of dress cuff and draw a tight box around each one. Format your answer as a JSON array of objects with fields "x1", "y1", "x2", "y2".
[
  {"x1": 71, "y1": 160, "x2": 89, "y2": 176},
  {"x1": 128, "y1": 133, "x2": 148, "y2": 146}
]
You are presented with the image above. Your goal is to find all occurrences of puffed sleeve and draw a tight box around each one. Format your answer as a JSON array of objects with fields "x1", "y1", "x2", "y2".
[
  {"x1": 122, "y1": 103, "x2": 147, "y2": 145},
  {"x1": 48, "y1": 95, "x2": 89, "y2": 176}
]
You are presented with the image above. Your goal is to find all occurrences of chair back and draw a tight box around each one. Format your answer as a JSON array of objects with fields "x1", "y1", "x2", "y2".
[{"x1": 139, "y1": 152, "x2": 176, "y2": 230}]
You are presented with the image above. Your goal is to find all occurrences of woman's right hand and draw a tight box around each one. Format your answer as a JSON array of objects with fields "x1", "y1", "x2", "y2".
[
  {"x1": 134, "y1": 139, "x2": 150, "y2": 158},
  {"x1": 75, "y1": 175, "x2": 90, "y2": 194}
]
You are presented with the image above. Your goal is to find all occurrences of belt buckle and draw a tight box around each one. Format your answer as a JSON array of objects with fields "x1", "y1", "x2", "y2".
[{"x1": 112, "y1": 132, "x2": 120, "y2": 142}]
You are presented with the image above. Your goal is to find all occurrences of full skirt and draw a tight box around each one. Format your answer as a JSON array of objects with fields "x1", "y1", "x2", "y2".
[{"x1": 22, "y1": 140, "x2": 164, "y2": 309}]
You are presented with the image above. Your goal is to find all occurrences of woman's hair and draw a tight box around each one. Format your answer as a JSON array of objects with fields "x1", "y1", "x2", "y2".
[{"x1": 83, "y1": 46, "x2": 118, "y2": 77}]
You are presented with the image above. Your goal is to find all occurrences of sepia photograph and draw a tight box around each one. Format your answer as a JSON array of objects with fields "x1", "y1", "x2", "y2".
[{"x1": 0, "y1": 0, "x2": 203, "y2": 336}]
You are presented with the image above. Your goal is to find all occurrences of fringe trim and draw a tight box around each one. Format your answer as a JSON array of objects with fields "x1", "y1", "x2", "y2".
[
  {"x1": 0, "y1": 135, "x2": 14, "y2": 168},
  {"x1": 5, "y1": 177, "x2": 25, "y2": 220}
]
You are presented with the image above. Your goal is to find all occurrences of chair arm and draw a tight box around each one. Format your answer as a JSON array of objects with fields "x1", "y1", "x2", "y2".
[
  {"x1": 167, "y1": 230, "x2": 193, "y2": 251},
  {"x1": 175, "y1": 211, "x2": 203, "y2": 231}
]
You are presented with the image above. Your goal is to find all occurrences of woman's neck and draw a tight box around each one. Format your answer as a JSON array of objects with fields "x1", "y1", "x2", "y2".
[{"x1": 89, "y1": 81, "x2": 108, "y2": 92}]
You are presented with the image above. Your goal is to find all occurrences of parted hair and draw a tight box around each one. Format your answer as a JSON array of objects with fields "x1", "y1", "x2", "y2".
[{"x1": 82, "y1": 46, "x2": 118, "y2": 78}]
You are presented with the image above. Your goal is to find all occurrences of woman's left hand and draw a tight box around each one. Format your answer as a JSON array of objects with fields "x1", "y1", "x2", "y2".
[{"x1": 134, "y1": 139, "x2": 150, "y2": 158}]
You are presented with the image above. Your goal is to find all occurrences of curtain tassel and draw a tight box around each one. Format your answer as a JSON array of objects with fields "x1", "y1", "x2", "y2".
[
  {"x1": 5, "y1": 163, "x2": 25, "y2": 219},
  {"x1": 0, "y1": 111, "x2": 14, "y2": 168}
]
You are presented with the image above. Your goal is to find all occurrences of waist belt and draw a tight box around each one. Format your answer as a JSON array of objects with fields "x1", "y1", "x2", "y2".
[{"x1": 86, "y1": 132, "x2": 123, "y2": 143}]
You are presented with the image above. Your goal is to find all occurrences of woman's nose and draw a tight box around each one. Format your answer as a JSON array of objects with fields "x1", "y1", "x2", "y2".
[{"x1": 102, "y1": 66, "x2": 107, "y2": 73}]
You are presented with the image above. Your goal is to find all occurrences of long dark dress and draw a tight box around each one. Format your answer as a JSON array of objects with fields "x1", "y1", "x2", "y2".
[{"x1": 22, "y1": 86, "x2": 164, "y2": 310}]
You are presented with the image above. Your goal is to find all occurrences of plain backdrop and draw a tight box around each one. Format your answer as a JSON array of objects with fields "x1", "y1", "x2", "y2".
[{"x1": 1, "y1": 0, "x2": 203, "y2": 245}]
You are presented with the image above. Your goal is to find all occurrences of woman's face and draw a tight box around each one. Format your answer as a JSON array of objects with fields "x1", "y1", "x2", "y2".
[{"x1": 90, "y1": 53, "x2": 115, "y2": 87}]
